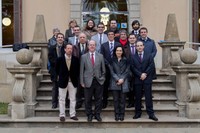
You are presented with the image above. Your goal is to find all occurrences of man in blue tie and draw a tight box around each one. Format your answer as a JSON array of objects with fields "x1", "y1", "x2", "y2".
[{"x1": 131, "y1": 41, "x2": 158, "y2": 121}]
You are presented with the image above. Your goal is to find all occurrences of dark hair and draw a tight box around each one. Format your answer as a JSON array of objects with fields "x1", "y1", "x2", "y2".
[
  {"x1": 74, "y1": 25, "x2": 80, "y2": 29},
  {"x1": 107, "y1": 30, "x2": 115, "y2": 34},
  {"x1": 128, "y1": 33, "x2": 137, "y2": 38},
  {"x1": 56, "y1": 33, "x2": 64, "y2": 38},
  {"x1": 64, "y1": 43, "x2": 73, "y2": 48},
  {"x1": 113, "y1": 45, "x2": 125, "y2": 58},
  {"x1": 85, "y1": 19, "x2": 96, "y2": 29},
  {"x1": 139, "y1": 27, "x2": 148, "y2": 33},
  {"x1": 97, "y1": 22, "x2": 104, "y2": 27},
  {"x1": 131, "y1": 20, "x2": 140, "y2": 27}
]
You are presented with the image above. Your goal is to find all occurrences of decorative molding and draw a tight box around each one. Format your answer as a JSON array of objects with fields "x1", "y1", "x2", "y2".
[
  {"x1": 13, "y1": 74, "x2": 26, "y2": 102},
  {"x1": 188, "y1": 73, "x2": 200, "y2": 102}
]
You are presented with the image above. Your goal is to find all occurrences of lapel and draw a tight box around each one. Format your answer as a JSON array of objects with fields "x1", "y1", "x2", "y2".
[
  {"x1": 105, "y1": 42, "x2": 111, "y2": 56},
  {"x1": 63, "y1": 56, "x2": 69, "y2": 71},
  {"x1": 136, "y1": 52, "x2": 142, "y2": 64},
  {"x1": 94, "y1": 52, "x2": 99, "y2": 68},
  {"x1": 86, "y1": 53, "x2": 93, "y2": 67}
]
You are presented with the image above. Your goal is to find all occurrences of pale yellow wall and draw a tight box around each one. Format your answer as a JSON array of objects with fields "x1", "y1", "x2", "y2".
[
  {"x1": 141, "y1": 0, "x2": 189, "y2": 43},
  {"x1": 22, "y1": 0, "x2": 70, "y2": 42}
]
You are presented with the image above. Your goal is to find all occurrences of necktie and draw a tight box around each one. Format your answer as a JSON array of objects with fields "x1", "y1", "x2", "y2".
[
  {"x1": 110, "y1": 42, "x2": 114, "y2": 57},
  {"x1": 139, "y1": 53, "x2": 142, "y2": 62},
  {"x1": 75, "y1": 37, "x2": 78, "y2": 45},
  {"x1": 81, "y1": 44, "x2": 85, "y2": 54},
  {"x1": 91, "y1": 53, "x2": 94, "y2": 66},
  {"x1": 99, "y1": 34, "x2": 102, "y2": 45},
  {"x1": 131, "y1": 45, "x2": 135, "y2": 56},
  {"x1": 57, "y1": 46, "x2": 61, "y2": 57}
]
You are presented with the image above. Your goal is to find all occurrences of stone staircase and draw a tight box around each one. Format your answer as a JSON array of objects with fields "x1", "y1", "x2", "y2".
[
  {"x1": 35, "y1": 71, "x2": 179, "y2": 118},
  {"x1": 2, "y1": 70, "x2": 200, "y2": 128}
]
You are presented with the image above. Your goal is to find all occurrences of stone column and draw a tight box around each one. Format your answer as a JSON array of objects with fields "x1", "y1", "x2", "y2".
[
  {"x1": 172, "y1": 48, "x2": 200, "y2": 118},
  {"x1": 158, "y1": 14, "x2": 185, "y2": 73},
  {"x1": 7, "y1": 49, "x2": 40, "y2": 119},
  {"x1": 28, "y1": 15, "x2": 48, "y2": 81}
]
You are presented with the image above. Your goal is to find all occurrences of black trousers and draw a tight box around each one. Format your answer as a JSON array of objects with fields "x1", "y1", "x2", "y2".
[
  {"x1": 102, "y1": 65, "x2": 110, "y2": 104},
  {"x1": 52, "y1": 81, "x2": 58, "y2": 106},
  {"x1": 135, "y1": 84, "x2": 154, "y2": 116},
  {"x1": 127, "y1": 77, "x2": 135, "y2": 105},
  {"x1": 112, "y1": 90, "x2": 126, "y2": 117},
  {"x1": 84, "y1": 78, "x2": 103, "y2": 116}
]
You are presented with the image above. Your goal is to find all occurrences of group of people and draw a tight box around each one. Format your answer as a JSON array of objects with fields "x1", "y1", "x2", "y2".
[{"x1": 48, "y1": 19, "x2": 158, "y2": 122}]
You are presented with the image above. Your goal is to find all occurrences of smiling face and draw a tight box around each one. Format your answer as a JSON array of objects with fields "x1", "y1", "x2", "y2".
[
  {"x1": 88, "y1": 40, "x2": 96, "y2": 53},
  {"x1": 136, "y1": 41, "x2": 144, "y2": 53},
  {"x1": 97, "y1": 24, "x2": 105, "y2": 34},
  {"x1": 115, "y1": 47, "x2": 123, "y2": 58},
  {"x1": 128, "y1": 34, "x2": 137, "y2": 44},
  {"x1": 65, "y1": 44, "x2": 73, "y2": 56},
  {"x1": 140, "y1": 29, "x2": 148, "y2": 39},
  {"x1": 56, "y1": 34, "x2": 64, "y2": 44}
]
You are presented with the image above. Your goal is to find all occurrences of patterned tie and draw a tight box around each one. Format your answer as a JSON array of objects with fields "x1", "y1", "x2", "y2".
[
  {"x1": 91, "y1": 53, "x2": 94, "y2": 66},
  {"x1": 81, "y1": 44, "x2": 85, "y2": 54},
  {"x1": 110, "y1": 42, "x2": 114, "y2": 57}
]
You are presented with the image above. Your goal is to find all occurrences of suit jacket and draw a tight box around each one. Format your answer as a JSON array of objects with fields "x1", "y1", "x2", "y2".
[
  {"x1": 131, "y1": 52, "x2": 154, "y2": 85},
  {"x1": 80, "y1": 52, "x2": 106, "y2": 88},
  {"x1": 109, "y1": 57, "x2": 130, "y2": 93},
  {"x1": 56, "y1": 55, "x2": 80, "y2": 88},
  {"x1": 48, "y1": 44, "x2": 65, "y2": 81},
  {"x1": 73, "y1": 42, "x2": 89, "y2": 59},
  {"x1": 65, "y1": 28, "x2": 74, "y2": 42},
  {"x1": 68, "y1": 36, "x2": 78, "y2": 45},
  {"x1": 138, "y1": 37, "x2": 157, "y2": 58},
  {"x1": 100, "y1": 41, "x2": 120, "y2": 65},
  {"x1": 91, "y1": 33, "x2": 108, "y2": 53}
]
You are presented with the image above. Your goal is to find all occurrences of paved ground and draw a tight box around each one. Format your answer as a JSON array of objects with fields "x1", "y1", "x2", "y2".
[{"x1": 0, "y1": 128, "x2": 200, "y2": 133}]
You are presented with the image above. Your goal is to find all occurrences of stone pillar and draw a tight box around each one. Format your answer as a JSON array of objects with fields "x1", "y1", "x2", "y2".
[
  {"x1": 28, "y1": 15, "x2": 48, "y2": 79},
  {"x1": 7, "y1": 49, "x2": 40, "y2": 119},
  {"x1": 158, "y1": 14, "x2": 185, "y2": 73},
  {"x1": 172, "y1": 48, "x2": 200, "y2": 118}
]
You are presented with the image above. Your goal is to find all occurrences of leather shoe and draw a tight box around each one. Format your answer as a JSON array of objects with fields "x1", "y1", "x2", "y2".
[
  {"x1": 119, "y1": 116, "x2": 124, "y2": 121},
  {"x1": 149, "y1": 115, "x2": 158, "y2": 121},
  {"x1": 126, "y1": 103, "x2": 134, "y2": 108},
  {"x1": 52, "y1": 104, "x2": 58, "y2": 109},
  {"x1": 75, "y1": 104, "x2": 82, "y2": 109},
  {"x1": 87, "y1": 115, "x2": 93, "y2": 122},
  {"x1": 60, "y1": 116, "x2": 65, "y2": 122},
  {"x1": 102, "y1": 103, "x2": 107, "y2": 109},
  {"x1": 70, "y1": 116, "x2": 78, "y2": 121},
  {"x1": 95, "y1": 115, "x2": 102, "y2": 122},
  {"x1": 133, "y1": 114, "x2": 141, "y2": 119}
]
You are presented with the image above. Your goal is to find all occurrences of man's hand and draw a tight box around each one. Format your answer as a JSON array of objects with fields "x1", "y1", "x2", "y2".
[
  {"x1": 117, "y1": 79, "x2": 124, "y2": 85},
  {"x1": 140, "y1": 73, "x2": 147, "y2": 80},
  {"x1": 81, "y1": 84, "x2": 85, "y2": 88}
]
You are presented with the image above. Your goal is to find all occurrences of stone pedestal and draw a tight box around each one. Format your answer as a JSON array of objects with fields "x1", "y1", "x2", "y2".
[
  {"x1": 7, "y1": 65, "x2": 40, "y2": 119},
  {"x1": 158, "y1": 41, "x2": 185, "y2": 73},
  {"x1": 186, "y1": 102, "x2": 200, "y2": 119},
  {"x1": 172, "y1": 65, "x2": 200, "y2": 118}
]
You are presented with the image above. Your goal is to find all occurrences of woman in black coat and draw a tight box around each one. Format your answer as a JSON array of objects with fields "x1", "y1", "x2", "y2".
[{"x1": 109, "y1": 45, "x2": 130, "y2": 121}]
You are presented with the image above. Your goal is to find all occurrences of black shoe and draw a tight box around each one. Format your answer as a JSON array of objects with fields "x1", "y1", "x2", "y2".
[
  {"x1": 126, "y1": 103, "x2": 134, "y2": 108},
  {"x1": 87, "y1": 115, "x2": 93, "y2": 122},
  {"x1": 95, "y1": 115, "x2": 102, "y2": 122},
  {"x1": 133, "y1": 114, "x2": 141, "y2": 119},
  {"x1": 76, "y1": 104, "x2": 82, "y2": 109},
  {"x1": 70, "y1": 116, "x2": 79, "y2": 121},
  {"x1": 119, "y1": 116, "x2": 124, "y2": 121},
  {"x1": 102, "y1": 102, "x2": 107, "y2": 109},
  {"x1": 149, "y1": 115, "x2": 158, "y2": 121},
  {"x1": 60, "y1": 117, "x2": 65, "y2": 122},
  {"x1": 52, "y1": 104, "x2": 58, "y2": 109}
]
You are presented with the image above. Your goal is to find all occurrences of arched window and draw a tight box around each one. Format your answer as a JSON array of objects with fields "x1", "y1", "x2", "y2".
[{"x1": 82, "y1": 0, "x2": 128, "y2": 31}]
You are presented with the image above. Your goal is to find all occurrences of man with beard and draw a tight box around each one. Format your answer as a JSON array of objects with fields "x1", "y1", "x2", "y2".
[{"x1": 131, "y1": 20, "x2": 141, "y2": 38}]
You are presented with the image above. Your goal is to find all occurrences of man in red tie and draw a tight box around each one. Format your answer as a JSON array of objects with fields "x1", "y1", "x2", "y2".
[{"x1": 80, "y1": 40, "x2": 106, "y2": 122}]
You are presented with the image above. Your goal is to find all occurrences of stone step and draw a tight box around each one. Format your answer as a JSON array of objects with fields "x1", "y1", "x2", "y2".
[
  {"x1": 36, "y1": 95, "x2": 177, "y2": 106},
  {"x1": 42, "y1": 72, "x2": 51, "y2": 80},
  {"x1": 1, "y1": 114, "x2": 199, "y2": 128},
  {"x1": 35, "y1": 104, "x2": 178, "y2": 117}
]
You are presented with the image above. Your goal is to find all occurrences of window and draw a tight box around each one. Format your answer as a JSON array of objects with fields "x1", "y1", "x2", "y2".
[{"x1": 82, "y1": 0, "x2": 129, "y2": 31}]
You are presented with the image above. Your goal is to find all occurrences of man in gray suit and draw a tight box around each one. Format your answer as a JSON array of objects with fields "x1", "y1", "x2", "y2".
[
  {"x1": 91, "y1": 22, "x2": 108, "y2": 53},
  {"x1": 68, "y1": 25, "x2": 81, "y2": 45},
  {"x1": 80, "y1": 40, "x2": 106, "y2": 122}
]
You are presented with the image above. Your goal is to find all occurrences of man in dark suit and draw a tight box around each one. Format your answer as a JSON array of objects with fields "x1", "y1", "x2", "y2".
[
  {"x1": 80, "y1": 40, "x2": 106, "y2": 122},
  {"x1": 73, "y1": 32, "x2": 89, "y2": 109},
  {"x1": 68, "y1": 25, "x2": 81, "y2": 45},
  {"x1": 138, "y1": 27, "x2": 157, "y2": 79},
  {"x1": 131, "y1": 41, "x2": 158, "y2": 121},
  {"x1": 56, "y1": 43, "x2": 80, "y2": 122},
  {"x1": 48, "y1": 33, "x2": 65, "y2": 109},
  {"x1": 100, "y1": 30, "x2": 120, "y2": 109}
]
